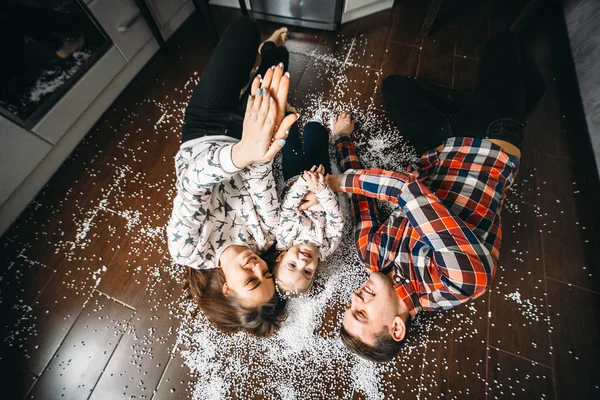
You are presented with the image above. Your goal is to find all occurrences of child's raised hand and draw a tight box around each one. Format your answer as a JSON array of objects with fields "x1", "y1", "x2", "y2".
[{"x1": 302, "y1": 165, "x2": 327, "y2": 194}]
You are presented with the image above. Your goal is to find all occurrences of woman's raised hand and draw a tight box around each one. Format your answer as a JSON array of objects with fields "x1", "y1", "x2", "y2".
[{"x1": 231, "y1": 64, "x2": 298, "y2": 168}]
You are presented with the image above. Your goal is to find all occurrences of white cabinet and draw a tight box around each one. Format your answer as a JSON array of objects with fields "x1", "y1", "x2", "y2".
[
  {"x1": 0, "y1": 119, "x2": 52, "y2": 206},
  {"x1": 146, "y1": 0, "x2": 196, "y2": 40},
  {"x1": 0, "y1": 0, "x2": 195, "y2": 236},
  {"x1": 342, "y1": 0, "x2": 394, "y2": 23},
  {"x1": 147, "y1": 0, "x2": 187, "y2": 26},
  {"x1": 88, "y1": 0, "x2": 154, "y2": 61},
  {"x1": 345, "y1": 0, "x2": 382, "y2": 13}
]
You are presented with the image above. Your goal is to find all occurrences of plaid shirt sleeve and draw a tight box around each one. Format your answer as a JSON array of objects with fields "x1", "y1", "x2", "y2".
[
  {"x1": 335, "y1": 136, "x2": 391, "y2": 271},
  {"x1": 335, "y1": 136, "x2": 495, "y2": 312}
]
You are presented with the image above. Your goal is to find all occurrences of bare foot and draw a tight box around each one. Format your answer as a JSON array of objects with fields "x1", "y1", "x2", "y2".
[
  {"x1": 332, "y1": 112, "x2": 354, "y2": 141},
  {"x1": 264, "y1": 27, "x2": 289, "y2": 49},
  {"x1": 56, "y1": 37, "x2": 84, "y2": 59}
]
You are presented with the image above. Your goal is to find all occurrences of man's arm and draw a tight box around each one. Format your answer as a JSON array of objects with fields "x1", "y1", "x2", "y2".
[
  {"x1": 333, "y1": 136, "x2": 391, "y2": 271},
  {"x1": 314, "y1": 187, "x2": 345, "y2": 257},
  {"x1": 337, "y1": 168, "x2": 495, "y2": 302}
]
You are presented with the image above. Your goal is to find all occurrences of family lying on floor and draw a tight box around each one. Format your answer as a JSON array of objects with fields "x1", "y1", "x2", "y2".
[{"x1": 167, "y1": 18, "x2": 545, "y2": 363}]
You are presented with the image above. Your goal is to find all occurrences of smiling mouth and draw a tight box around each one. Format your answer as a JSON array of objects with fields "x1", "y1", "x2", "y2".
[
  {"x1": 363, "y1": 284, "x2": 375, "y2": 296},
  {"x1": 245, "y1": 255, "x2": 257, "y2": 266},
  {"x1": 299, "y1": 250, "x2": 312, "y2": 259}
]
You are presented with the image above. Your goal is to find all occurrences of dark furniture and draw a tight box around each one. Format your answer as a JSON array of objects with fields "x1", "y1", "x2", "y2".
[{"x1": 420, "y1": 0, "x2": 550, "y2": 36}]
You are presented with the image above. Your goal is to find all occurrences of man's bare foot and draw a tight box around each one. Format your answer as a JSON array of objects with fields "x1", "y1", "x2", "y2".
[
  {"x1": 56, "y1": 36, "x2": 84, "y2": 59},
  {"x1": 332, "y1": 112, "x2": 354, "y2": 141}
]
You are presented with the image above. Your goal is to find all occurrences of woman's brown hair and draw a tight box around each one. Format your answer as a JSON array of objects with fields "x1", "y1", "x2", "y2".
[{"x1": 185, "y1": 266, "x2": 287, "y2": 337}]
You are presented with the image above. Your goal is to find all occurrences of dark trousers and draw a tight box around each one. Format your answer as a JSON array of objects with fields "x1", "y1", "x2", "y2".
[
  {"x1": 382, "y1": 32, "x2": 545, "y2": 154},
  {"x1": 182, "y1": 18, "x2": 289, "y2": 143},
  {"x1": 282, "y1": 121, "x2": 332, "y2": 181}
]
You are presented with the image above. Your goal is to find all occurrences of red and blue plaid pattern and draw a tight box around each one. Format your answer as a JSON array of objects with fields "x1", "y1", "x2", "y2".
[{"x1": 335, "y1": 136, "x2": 518, "y2": 316}]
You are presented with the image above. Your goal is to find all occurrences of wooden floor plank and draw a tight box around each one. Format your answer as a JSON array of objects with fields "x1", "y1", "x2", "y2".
[
  {"x1": 417, "y1": 24, "x2": 457, "y2": 88},
  {"x1": 152, "y1": 349, "x2": 197, "y2": 400},
  {"x1": 489, "y1": 203, "x2": 552, "y2": 366},
  {"x1": 0, "y1": 257, "x2": 55, "y2": 339},
  {"x1": 350, "y1": 10, "x2": 393, "y2": 70},
  {"x1": 373, "y1": 41, "x2": 421, "y2": 111},
  {"x1": 0, "y1": 362, "x2": 37, "y2": 400},
  {"x1": 91, "y1": 262, "x2": 183, "y2": 400},
  {"x1": 26, "y1": 292, "x2": 132, "y2": 399},
  {"x1": 287, "y1": 52, "x2": 310, "y2": 94},
  {"x1": 416, "y1": 296, "x2": 489, "y2": 399},
  {"x1": 486, "y1": 347, "x2": 554, "y2": 399},
  {"x1": 546, "y1": 279, "x2": 600, "y2": 399},
  {"x1": 535, "y1": 151, "x2": 600, "y2": 293},
  {"x1": 388, "y1": 0, "x2": 428, "y2": 46},
  {"x1": 452, "y1": 56, "x2": 477, "y2": 91}
]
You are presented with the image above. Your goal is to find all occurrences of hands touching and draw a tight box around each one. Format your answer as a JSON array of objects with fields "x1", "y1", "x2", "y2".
[
  {"x1": 299, "y1": 171, "x2": 342, "y2": 211},
  {"x1": 302, "y1": 165, "x2": 327, "y2": 194},
  {"x1": 231, "y1": 63, "x2": 298, "y2": 169}
]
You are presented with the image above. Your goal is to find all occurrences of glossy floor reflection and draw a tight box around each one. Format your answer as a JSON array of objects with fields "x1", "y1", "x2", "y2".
[{"x1": 1, "y1": 1, "x2": 599, "y2": 399}]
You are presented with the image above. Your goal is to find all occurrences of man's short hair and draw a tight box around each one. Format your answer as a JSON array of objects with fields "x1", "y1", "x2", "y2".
[{"x1": 340, "y1": 318, "x2": 412, "y2": 363}]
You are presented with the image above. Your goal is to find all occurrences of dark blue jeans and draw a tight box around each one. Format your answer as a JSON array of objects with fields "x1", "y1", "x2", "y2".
[
  {"x1": 381, "y1": 32, "x2": 545, "y2": 154},
  {"x1": 282, "y1": 121, "x2": 331, "y2": 181}
]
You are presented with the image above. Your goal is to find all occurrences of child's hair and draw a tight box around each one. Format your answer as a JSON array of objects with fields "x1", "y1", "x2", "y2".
[{"x1": 185, "y1": 265, "x2": 287, "y2": 337}]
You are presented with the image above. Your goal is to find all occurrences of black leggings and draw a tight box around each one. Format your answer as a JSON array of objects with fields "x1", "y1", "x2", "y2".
[
  {"x1": 181, "y1": 18, "x2": 289, "y2": 143},
  {"x1": 381, "y1": 31, "x2": 545, "y2": 154},
  {"x1": 282, "y1": 121, "x2": 332, "y2": 181}
]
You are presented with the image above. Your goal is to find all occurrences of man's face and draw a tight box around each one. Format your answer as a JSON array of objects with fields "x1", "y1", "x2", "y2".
[{"x1": 342, "y1": 272, "x2": 401, "y2": 345}]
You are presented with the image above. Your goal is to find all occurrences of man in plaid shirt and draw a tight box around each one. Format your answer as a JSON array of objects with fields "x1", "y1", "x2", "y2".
[{"x1": 327, "y1": 32, "x2": 545, "y2": 362}]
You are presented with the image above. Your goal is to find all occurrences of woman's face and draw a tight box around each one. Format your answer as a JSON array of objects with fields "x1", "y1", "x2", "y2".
[
  {"x1": 275, "y1": 243, "x2": 319, "y2": 294},
  {"x1": 219, "y1": 245, "x2": 275, "y2": 308}
]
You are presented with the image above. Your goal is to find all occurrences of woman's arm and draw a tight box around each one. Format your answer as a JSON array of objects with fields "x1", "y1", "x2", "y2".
[
  {"x1": 168, "y1": 141, "x2": 237, "y2": 266},
  {"x1": 239, "y1": 161, "x2": 281, "y2": 238},
  {"x1": 276, "y1": 177, "x2": 310, "y2": 247}
]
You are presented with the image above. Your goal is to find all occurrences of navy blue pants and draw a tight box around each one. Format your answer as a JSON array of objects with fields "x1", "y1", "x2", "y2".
[
  {"x1": 382, "y1": 32, "x2": 545, "y2": 154},
  {"x1": 282, "y1": 121, "x2": 331, "y2": 181}
]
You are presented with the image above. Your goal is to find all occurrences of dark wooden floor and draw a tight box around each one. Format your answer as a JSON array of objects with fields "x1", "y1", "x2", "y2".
[{"x1": 1, "y1": 1, "x2": 600, "y2": 399}]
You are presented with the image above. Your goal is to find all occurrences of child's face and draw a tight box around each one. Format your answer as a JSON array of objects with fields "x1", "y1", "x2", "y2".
[{"x1": 275, "y1": 243, "x2": 319, "y2": 295}]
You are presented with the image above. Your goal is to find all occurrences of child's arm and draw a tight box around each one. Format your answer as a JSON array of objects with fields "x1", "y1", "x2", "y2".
[
  {"x1": 239, "y1": 161, "x2": 280, "y2": 240},
  {"x1": 304, "y1": 166, "x2": 345, "y2": 257},
  {"x1": 276, "y1": 176, "x2": 310, "y2": 247}
]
